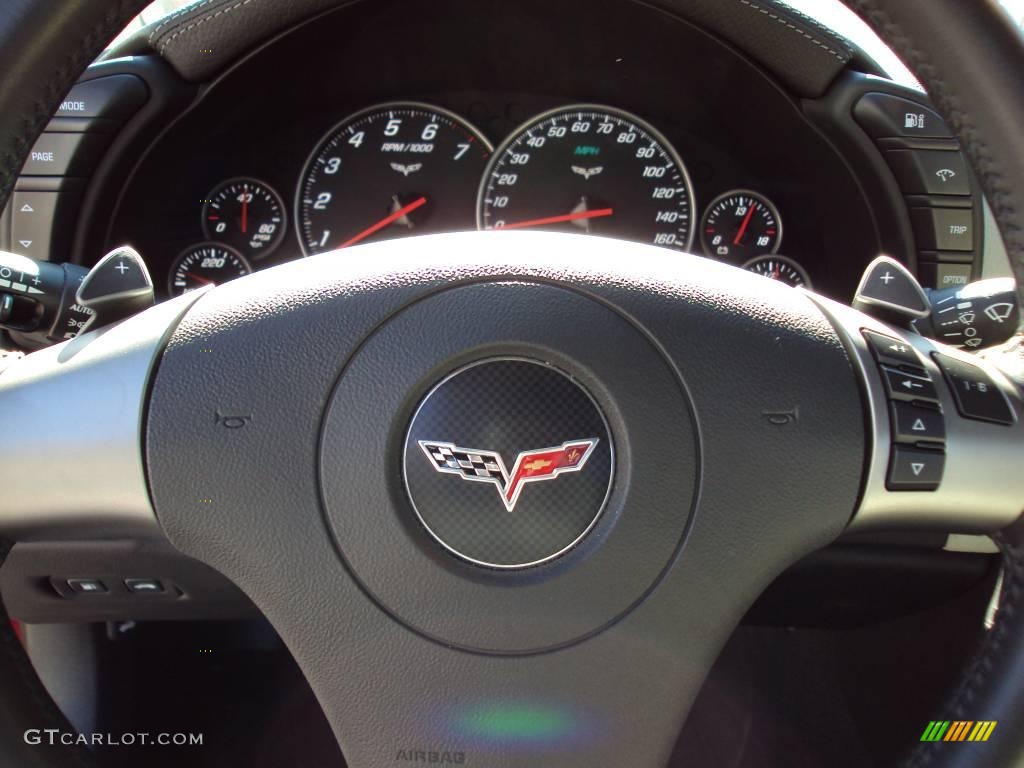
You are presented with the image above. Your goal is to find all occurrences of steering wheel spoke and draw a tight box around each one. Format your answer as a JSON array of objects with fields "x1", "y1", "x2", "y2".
[{"x1": 0, "y1": 290, "x2": 205, "y2": 539}]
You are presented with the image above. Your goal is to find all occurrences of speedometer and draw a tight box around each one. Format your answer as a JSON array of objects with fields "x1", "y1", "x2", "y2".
[
  {"x1": 296, "y1": 102, "x2": 492, "y2": 256},
  {"x1": 477, "y1": 105, "x2": 695, "y2": 251}
]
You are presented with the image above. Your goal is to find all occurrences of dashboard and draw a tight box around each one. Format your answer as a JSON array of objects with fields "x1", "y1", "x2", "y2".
[
  {"x1": 0, "y1": 0, "x2": 1004, "y2": 634},
  {"x1": 105, "y1": 0, "x2": 882, "y2": 301}
]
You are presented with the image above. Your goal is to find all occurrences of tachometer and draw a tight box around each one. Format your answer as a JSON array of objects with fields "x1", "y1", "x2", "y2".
[
  {"x1": 296, "y1": 102, "x2": 492, "y2": 256},
  {"x1": 477, "y1": 105, "x2": 695, "y2": 250}
]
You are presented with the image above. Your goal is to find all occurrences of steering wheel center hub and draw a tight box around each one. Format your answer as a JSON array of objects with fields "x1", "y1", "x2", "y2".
[
  {"x1": 404, "y1": 358, "x2": 613, "y2": 569},
  {"x1": 316, "y1": 278, "x2": 699, "y2": 653}
]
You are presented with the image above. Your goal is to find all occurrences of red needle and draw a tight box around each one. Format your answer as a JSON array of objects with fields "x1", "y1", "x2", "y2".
[
  {"x1": 494, "y1": 208, "x2": 614, "y2": 231},
  {"x1": 733, "y1": 203, "x2": 756, "y2": 245},
  {"x1": 184, "y1": 272, "x2": 215, "y2": 285},
  {"x1": 240, "y1": 186, "x2": 249, "y2": 234},
  {"x1": 340, "y1": 196, "x2": 427, "y2": 249}
]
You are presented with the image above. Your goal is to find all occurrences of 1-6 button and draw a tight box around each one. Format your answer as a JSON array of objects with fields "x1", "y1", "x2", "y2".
[{"x1": 932, "y1": 353, "x2": 1015, "y2": 425}]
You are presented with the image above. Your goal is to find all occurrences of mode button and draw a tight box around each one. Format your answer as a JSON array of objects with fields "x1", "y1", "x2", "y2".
[{"x1": 55, "y1": 75, "x2": 148, "y2": 120}]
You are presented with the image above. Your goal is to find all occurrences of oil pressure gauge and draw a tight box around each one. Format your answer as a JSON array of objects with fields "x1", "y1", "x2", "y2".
[
  {"x1": 701, "y1": 189, "x2": 782, "y2": 261},
  {"x1": 202, "y1": 177, "x2": 286, "y2": 258}
]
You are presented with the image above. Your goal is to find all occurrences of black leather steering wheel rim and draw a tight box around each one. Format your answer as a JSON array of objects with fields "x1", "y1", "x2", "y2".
[{"x1": 0, "y1": 2, "x2": 1021, "y2": 767}]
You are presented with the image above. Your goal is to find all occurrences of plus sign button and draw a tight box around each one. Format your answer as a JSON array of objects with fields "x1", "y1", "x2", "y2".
[
  {"x1": 854, "y1": 256, "x2": 930, "y2": 316},
  {"x1": 77, "y1": 246, "x2": 152, "y2": 303}
]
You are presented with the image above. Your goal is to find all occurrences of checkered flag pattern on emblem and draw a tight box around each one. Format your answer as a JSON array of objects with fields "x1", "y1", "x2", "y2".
[{"x1": 421, "y1": 442, "x2": 507, "y2": 482}]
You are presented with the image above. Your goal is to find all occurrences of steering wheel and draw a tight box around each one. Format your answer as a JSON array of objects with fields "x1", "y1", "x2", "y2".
[{"x1": 1, "y1": 1, "x2": 1023, "y2": 766}]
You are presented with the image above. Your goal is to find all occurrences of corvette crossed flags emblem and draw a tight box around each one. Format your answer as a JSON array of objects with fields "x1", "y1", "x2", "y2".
[{"x1": 418, "y1": 439, "x2": 599, "y2": 512}]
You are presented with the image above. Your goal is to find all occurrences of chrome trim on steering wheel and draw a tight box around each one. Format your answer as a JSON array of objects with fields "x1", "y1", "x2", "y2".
[{"x1": 0, "y1": 290, "x2": 206, "y2": 538}]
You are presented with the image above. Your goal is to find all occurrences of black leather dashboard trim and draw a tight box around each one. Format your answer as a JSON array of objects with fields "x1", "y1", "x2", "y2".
[
  {"x1": 0, "y1": 0, "x2": 150, "y2": 211},
  {"x1": 120, "y1": 0, "x2": 853, "y2": 96}
]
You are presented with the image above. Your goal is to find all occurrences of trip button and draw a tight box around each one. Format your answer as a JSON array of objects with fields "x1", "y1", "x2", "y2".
[
  {"x1": 890, "y1": 402, "x2": 946, "y2": 443},
  {"x1": 887, "y1": 446, "x2": 945, "y2": 490},
  {"x1": 910, "y1": 207, "x2": 974, "y2": 251},
  {"x1": 933, "y1": 353, "x2": 1015, "y2": 425},
  {"x1": 881, "y1": 366, "x2": 939, "y2": 404}
]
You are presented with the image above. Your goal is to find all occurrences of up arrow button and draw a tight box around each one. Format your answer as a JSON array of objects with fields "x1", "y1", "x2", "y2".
[{"x1": 890, "y1": 402, "x2": 946, "y2": 444}]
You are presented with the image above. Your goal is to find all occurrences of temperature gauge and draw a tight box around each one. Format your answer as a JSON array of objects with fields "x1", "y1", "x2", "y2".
[
  {"x1": 701, "y1": 190, "x2": 782, "y2": 261},
  {"x1": 168, "y1": 243, "x2": 251, "y2": 297},
  {"x1": 743, "y1": 255, "x2": 811, "y2": 289},
  {"x1": 202, "y1": 178, "x2": 286, "y2": 258}
]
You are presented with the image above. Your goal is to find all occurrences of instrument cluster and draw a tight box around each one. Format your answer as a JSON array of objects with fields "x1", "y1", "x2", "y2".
[
  {"x1": 165, "y1": 99, "x2": 811, "y2": 296},
  {"x1": 103, "y1": 0, "x2": 886, "y2": 303}
]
